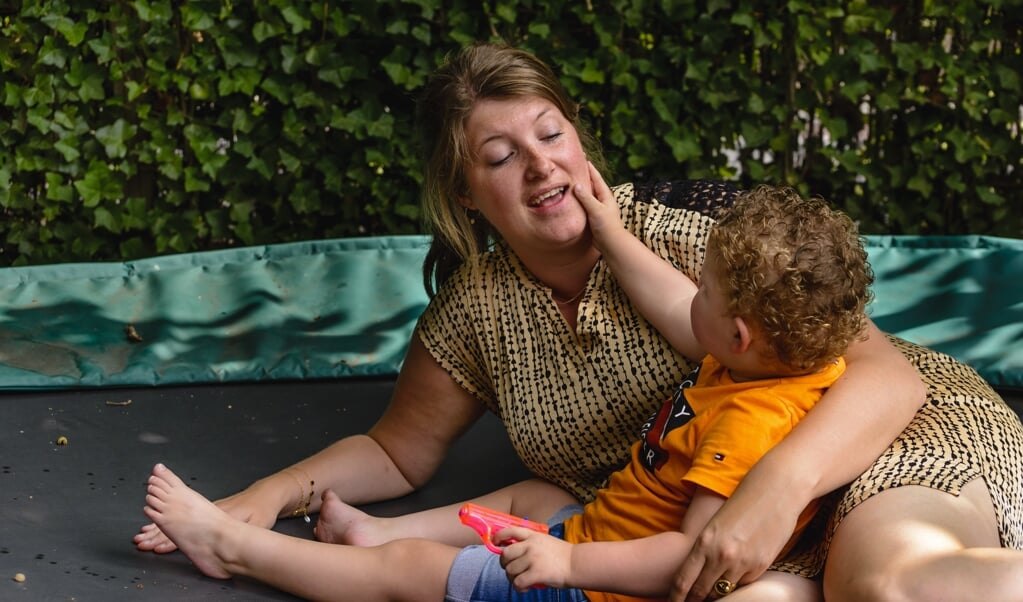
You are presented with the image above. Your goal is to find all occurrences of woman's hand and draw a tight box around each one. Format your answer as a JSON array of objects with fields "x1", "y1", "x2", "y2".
[
  {"x1": 215, "y1": 478, "x2": 291, "y2": 527},
  {"x1": 669, "y1": 491, "x2": 801, "y2": 601}
]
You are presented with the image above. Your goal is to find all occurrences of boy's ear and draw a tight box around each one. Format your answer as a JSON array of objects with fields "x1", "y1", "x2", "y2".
[{"x1": 731, "y1": 316, "x2": 753, "y2": 354}]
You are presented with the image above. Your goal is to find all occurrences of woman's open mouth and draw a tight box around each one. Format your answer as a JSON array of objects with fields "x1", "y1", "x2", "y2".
[{"x1": 529, "y1": 186, "x2": 568, "y2": 207}]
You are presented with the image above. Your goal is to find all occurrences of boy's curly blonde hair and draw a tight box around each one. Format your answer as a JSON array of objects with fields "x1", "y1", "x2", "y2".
[{"x1": 707, "y1": 185, "x2": 874, "y2": 372}]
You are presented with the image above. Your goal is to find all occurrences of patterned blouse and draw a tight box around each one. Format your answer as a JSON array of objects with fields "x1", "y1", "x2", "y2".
[{"x1": 416, "y1": 180, "x2": 737, "y2": 502}]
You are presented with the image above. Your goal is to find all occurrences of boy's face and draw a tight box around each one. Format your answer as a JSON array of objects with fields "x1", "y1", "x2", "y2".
[{"x1": 691, "y1": 248, "x2": 737, "y2": 361}]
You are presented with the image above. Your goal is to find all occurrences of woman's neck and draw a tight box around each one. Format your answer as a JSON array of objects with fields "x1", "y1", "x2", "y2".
[{"x1": 519, "y1": 244, "x2": 602, "y2": 302}]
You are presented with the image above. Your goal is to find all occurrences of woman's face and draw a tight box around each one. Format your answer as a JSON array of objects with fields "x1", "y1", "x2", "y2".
[{"x1": 461, "y1": 96, "x2": 591, "y2": 254}]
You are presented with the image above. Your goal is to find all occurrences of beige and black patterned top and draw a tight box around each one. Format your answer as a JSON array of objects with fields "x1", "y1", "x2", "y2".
[{"x1": 416, "y1": 180, "x2": 737, "y2": 502}]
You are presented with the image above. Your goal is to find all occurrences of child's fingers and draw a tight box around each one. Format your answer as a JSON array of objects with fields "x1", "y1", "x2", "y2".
[
  {"x1": 574, "y1": 162, "x2": 608, "y2": 211},
  {"x1": 498, "y1": 526, "x2": 533, "y2": 542},
  {"x1": 499, "y1": 544, "x2": 538, "y2": 592},
  {"x1": 587, "y1": 161, "x2": 614, "y2": 203},
  {"x1": 574, "y1": 182, "x2": 597, "y2": 213}
]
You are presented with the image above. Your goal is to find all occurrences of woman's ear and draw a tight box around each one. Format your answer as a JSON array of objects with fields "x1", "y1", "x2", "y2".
[
  {"x1": 731, "y1": 316, "x2": 753, "y2": 354},
  {"x1": 458, "y1": 195, "x2": 477, "y2": 211}
]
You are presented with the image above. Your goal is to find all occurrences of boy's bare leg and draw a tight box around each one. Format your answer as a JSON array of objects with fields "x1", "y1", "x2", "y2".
[
  {"x1": 316, "y1": 478, "x2": 577, "y2": 547},
  {"x1": 144, "y1": 463, "x2": 461, "y2": 601}
]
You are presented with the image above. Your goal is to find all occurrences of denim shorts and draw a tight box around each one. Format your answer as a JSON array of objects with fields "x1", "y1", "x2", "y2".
[{"x1": 445, "y1": 504, "x2": 588, "y2": 602}]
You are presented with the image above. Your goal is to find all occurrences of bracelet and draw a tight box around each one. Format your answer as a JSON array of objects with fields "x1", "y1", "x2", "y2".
[{"x1": 284, "y1": 467, "x2": 315, "y2": 523}]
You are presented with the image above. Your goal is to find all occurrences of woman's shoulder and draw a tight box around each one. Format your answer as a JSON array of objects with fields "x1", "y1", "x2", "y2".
[
  {"x1": 433, "y1": 244, "x2": 525, "y2": 299},
  {"x1": 419, "y1": 250, "x2": 507, "y2": 336},
  {"x1": 615, "y1": 179, "x2": 741, "y2": 216}
]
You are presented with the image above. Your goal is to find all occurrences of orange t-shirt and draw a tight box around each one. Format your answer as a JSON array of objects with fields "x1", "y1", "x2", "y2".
[{"x1": 564, "y1": 355, "x2": 845, "y2": 602}]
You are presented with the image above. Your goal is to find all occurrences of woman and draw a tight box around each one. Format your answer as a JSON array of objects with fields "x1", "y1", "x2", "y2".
[{"x1": 135, "y1": 42, "x2": 1023, "y2": 601}]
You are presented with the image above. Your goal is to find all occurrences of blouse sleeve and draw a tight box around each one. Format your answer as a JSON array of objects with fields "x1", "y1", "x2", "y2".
[{"x1": 414, "y1": 261, "x2": 499, "y2": 413}]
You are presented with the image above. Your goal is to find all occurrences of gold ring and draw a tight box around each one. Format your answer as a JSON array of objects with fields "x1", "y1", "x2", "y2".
[{"x1": 714, "y1": 578, "x2": 736, "y2": 596}]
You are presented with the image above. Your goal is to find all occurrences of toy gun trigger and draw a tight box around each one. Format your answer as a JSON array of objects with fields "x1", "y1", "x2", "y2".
[
  {"x1": 483, "y1": 525, "x2": 504, "y2": 554},
  {"x1": 476, "y1": 519, "x2": 504, "y2": 553}
]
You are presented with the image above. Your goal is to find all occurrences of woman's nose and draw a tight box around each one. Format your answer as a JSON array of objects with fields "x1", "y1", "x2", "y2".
[{"x1": 525, "y1": 148, "x2": 554, "y2": 179}]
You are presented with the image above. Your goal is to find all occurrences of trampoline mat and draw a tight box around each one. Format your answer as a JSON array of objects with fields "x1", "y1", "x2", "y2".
[
  {"x1": 1, "y1": 378, "x2": 1020, "y2": 601},
  {"x1": 0, "y1": 377, "x2": 532, "y2": 600}
]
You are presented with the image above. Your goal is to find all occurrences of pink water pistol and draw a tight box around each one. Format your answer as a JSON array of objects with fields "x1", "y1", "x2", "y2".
[{"x1": 458, "y1": 502, "x2": 549, "y2": 554}]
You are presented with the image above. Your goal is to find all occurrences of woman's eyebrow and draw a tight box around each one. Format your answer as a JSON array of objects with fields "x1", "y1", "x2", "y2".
[{"x1": 476, "y1": 107, "x2": 554, "y2": 149}]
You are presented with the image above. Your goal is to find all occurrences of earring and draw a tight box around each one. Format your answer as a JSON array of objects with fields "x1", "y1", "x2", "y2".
[{"x1": 465, "y1": 208, "x2": 477, "y2": 225}]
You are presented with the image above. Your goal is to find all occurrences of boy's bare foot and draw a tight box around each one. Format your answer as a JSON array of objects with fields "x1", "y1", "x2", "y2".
[
  {"x1": 134, "y1": 521, "x2": 179, "y2": 553},
  {"x1": 143, "y1": 463, "x2": 237, "y2": 580},
  {"x1": 314, "y1": 489, "x2": 393, "y2": 546}
]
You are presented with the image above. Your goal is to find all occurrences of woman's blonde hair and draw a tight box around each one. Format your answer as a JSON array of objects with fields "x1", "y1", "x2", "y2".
[
  {"x1": 708, "y1": 185, "x2": 874, "y2": 371},
  {"x1": 417, "y1": 42, "x2": 606, "y2": 296}
]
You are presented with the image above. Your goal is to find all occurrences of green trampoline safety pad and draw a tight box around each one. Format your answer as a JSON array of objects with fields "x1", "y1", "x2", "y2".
[
  {"x1": 0, "y1": 234, "x2": 1020, "y2": 390},
  {"x1": 0, "y1": 236, "x2": 432, "y2": 389},
  {"x1": 866, "y1": 235, "x2": 1023, "y2": 389}
]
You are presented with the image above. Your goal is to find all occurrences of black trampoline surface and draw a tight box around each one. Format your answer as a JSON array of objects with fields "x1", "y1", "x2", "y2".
[
  {"x1": 2, "y1": 379, "x2": 1021, "y2": 601},
  {"x1": 0, "y1": 378, "x2": 532, "y2": 601}
]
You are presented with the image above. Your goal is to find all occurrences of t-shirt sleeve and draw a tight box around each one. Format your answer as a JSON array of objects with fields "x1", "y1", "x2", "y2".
[{"x1": 682, "y1": 390, "x2": 805, "y2": 499}]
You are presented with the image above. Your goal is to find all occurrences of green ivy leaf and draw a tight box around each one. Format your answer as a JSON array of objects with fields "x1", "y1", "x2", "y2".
[
  {"x1": 281, "y1": 6, "x2": 312, "y2": 33},
  {"x1": 65, "y1": 61, "x2": 106, "y2": 101},
  {"x1": 38, "y1": 38, "x2": 67, "y2": 69},
  {"x1": 93, "y1": 206, "x2": 121, "y2": 232},
  {"x1": 579, "y1": 58, "x2": 606, "y2": 84},
  {"x1": 74, "y1": 162, "x2": 123, "y2": 207},
  {"x1": 668, "y1": 131, "x2": 702, "y2": 163},
  {"x1": 279, "y1": 148, "x2": 302, "y2": 173},
  {"x1": 975, "y1": 186, "x2": 1003, "y2": 206},
  {"x1": 45, "y1": 172, "x2": 74, "y2": 202},
  {"x1": 94, "y1": 119, "x2": 138, "y2": 159},
  {"x1": 184, "y1": 167, "x2": 211, "y2": 193},
  {"x1": 907, "y1": 173, "x2": 933, "y2": 197},
  {"x1": 180, "y1": 5, "x2": 215, "y2": 30},
  {"x1": 253, "y1": 20, "x2": 284, "y2": 42},
  {"x1": 134, "y1": 0, "x2": 173, "y2": 23},
  {"x1": 730, "y1": 11, "x2": 755, "y2": 30}
]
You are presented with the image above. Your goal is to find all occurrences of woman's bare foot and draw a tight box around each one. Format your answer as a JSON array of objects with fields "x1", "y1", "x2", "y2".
[
  {"x1": 314, "y1": 489, "x2": 395, "y2": 546},
  {"x1": 143, "y1": 463, "x2": 238, "y2": 580}
]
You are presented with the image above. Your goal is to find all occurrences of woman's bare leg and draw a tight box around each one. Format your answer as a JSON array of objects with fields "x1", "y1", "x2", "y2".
[
  {"x1": 729, "y1": 571, "x2": 822, "y2": 602},
  {"x1": 143, "y1": 463, "x2": 460, "y2": 601},
  {"x1": 824, "y1": 479, "x2": 1023, "y2": 602},
  {"x1": 315, "y1": 477, "x2": 577, "y2": 547}
]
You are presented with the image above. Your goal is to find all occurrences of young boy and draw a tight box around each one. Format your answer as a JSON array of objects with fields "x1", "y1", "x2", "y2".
[{"x1": 141, "y1": 178, "x2": 873, "y2": 602}]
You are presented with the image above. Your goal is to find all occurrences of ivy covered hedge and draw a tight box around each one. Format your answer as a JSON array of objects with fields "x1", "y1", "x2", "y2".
[{"x1": 1, "y1": 1, "x2": 1020, "y2": 267}]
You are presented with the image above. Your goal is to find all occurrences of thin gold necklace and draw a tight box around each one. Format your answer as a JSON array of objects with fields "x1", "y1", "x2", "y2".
[{"x1": 553, "y1": 284, "x2": 586, "y2": 305}]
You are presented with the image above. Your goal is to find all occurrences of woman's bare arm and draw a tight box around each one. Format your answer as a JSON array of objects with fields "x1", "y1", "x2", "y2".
[
  {"x1": 748, "y1": 320, "x2": 923, "y2": 495},
  {"x1": 136, "y1": 335, "x2": 484, "y2": 552},
  {"x1": 670, "y1": 321, "x2": 926, "y2": 601},
  {"x1": 293, "y1": 335, "x2": 486, "y2": 509}
]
